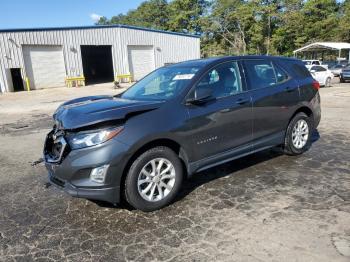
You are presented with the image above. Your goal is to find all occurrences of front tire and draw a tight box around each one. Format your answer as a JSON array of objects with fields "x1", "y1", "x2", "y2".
[
  {"x1": 325, "y1": 77, "x2": 331, "y2": 87},
  {"x1": 124, "y1": 146, "x2": 183, "y2": 212},
  {"x1": 283, "y1": 113, "x2": 312, "y2": 156}
]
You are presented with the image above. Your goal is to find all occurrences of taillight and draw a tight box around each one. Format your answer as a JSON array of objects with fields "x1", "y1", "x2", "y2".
[{"x1": 312, "y1": 80, "x2": 320, "y2": 90}]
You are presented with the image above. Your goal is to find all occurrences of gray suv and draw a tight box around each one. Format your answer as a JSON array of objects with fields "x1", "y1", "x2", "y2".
[{"x1": 44, "y1": 56, "x2": 321, "y2": 211}]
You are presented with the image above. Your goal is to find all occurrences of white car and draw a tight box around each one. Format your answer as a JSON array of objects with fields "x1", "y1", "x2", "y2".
[
  {"x1": 303, "y1": 59, "x2": 329, "y2": 69},
  {"x1": 309, "y1": 65, "x2": 334, "y2": 87}
]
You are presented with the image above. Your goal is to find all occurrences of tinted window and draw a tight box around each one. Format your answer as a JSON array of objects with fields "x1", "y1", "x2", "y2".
[
  {"x1": 196, "y1": 61, "x2": 242, "y2": 98},
  {"x1": 244, "y1": 60, "x2": 277, "y2": 89},
  {"x1": 295, "y1": 65, "x2": 311, "y2": 77},
  {"x1": 244, "y1": 60, "x2": 292, "y2": 89}
]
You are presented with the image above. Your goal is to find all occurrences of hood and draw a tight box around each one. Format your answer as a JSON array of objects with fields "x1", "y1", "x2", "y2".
[{"x1": 53, "y1": 95, "x2": 164, "y2": 130}]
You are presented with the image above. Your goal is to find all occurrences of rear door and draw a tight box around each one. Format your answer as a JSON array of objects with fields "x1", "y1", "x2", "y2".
[
  {"x1": 187, "y1": 61, "x2": 253, "y2": 162},
  {"x1": 243, "y1": 58, "x2": 299, "y2": 149}
]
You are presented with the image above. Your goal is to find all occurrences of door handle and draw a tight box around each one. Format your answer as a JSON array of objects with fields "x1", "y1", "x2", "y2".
[
  {"x1": 236, "y1": 98, "x2": 250, "y2": 105},
  {"x1": 285, "y1": 87, "x2": 294, "y2": 93}
]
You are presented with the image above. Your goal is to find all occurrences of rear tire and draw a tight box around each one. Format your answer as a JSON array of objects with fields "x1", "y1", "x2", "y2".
[
  {"x1": 340, "y1": 77, "x2": 345, "y2": 83},
  {"x1": 124, "y1": 146, "x2": 183, "y2": 212},
  {"x1": 283, "y1": 113, "x2": 312, "y2": 156},
  {"x1": 325, "y1": 77, "x2": 331, "y2": 87}
]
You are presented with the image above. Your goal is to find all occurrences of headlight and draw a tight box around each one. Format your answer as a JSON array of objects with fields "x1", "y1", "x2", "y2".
[{"x1": 68, "y1": 126, "x2": 123, "y2": 149}]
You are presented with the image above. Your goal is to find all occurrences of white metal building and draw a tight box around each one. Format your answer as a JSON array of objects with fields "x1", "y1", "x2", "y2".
[{"x1": 0, "y1": 25, "x2": 200, "y2": 93}]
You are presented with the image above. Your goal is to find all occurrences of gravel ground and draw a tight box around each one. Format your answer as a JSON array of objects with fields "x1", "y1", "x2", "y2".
[{"x1": 0, "y1": 80, "x2": 349, "y2": 261}]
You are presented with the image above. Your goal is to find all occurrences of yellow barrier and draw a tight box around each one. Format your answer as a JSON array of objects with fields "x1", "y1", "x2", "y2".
[
  {"x1": 115, "y1": 73, "x2": 132, "y2": 83},
  {"x1": 65, "y1": 76, "x2": 85, "y2": 87},
  {"x1": 25, "y1": 77, "x2": 30, "y2": 91}
]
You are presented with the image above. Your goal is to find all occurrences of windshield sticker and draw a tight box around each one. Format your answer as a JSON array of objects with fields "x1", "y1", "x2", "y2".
[{"x1": 173, "y1": 74, "x2": 195, "y2": 80}]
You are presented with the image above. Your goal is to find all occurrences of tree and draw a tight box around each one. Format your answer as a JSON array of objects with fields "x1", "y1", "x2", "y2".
[
  {"x1": 337, "y1": 0, "x2": 350, "y2": 42},
  {"x1": 97, "y1": 0, "x2": 169, "y2": 30},
  {"x1": 271, "y1": 0, "x2": 305, "y2": 56},
  {"x1": 97, "y1": 0, "x2": 349, "y2": 57},
  {"x1": 167, "y1": 0, "x2": 210, "y2": 34}
]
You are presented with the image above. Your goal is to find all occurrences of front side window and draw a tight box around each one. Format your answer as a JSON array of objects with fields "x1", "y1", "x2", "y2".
[
  {"x1": 121, "y1": 66, "x2": 200, "y2": 101},
  {"x1": 195, "y1": 61, "x2": 242, "y2": 99},
  {"x1": 244, "y1": 60, "x2": 290, "y2": 89}
]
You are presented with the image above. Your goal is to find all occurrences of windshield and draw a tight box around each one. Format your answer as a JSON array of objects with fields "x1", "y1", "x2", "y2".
[{"x1": 121, "y1": 66, "x2": 200, "y2": 101}]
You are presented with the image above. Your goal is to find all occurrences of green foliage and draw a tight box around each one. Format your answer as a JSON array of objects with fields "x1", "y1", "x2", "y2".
[
  {"x1": 97, "y1": 0, "x2": 350, "y2": 57},
  {"x1": 98, "y1": 0, "x2": 169, "y2": 30}
]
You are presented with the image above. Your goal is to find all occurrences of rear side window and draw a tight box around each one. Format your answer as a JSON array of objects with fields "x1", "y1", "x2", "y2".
[
  {"x1": 285, "y1": 60, "x2": 311, "y2": 78},
  {"x1": 244, "y1": 59, "x2": 289, "y2": 90}
]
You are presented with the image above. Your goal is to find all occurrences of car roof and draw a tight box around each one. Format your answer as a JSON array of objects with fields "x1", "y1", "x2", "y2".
[{"x1": 168, "y1": 55, "x2": 300, "y2": 69}]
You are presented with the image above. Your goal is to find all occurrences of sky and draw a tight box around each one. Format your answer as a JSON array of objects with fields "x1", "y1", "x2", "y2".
[{"x1": 0, "y1": 0, "x2": 144, "y2": 30}]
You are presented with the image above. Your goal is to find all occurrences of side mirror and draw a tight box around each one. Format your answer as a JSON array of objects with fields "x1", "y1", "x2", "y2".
[{"x1": 186, "y1": 88, "x2": 213, "y2": 104}]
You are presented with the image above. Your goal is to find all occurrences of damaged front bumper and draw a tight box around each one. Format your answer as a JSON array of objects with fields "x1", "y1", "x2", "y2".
[{"x1": 44, "y1": 130, "x2": 130, "y2": 204}]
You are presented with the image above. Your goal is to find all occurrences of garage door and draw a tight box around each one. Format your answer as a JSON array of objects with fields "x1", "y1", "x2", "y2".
[
  {"x1": 128, "y1": 46, "x2": 155, "y2": 81},
  {"x1": 23, "y1": 45, "x2": 66, "y2": 89}
]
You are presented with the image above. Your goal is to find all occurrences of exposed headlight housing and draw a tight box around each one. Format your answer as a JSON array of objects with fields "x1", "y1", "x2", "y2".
[{"x1": 68, "y1": 126, "x2": 123, "y2": 149}]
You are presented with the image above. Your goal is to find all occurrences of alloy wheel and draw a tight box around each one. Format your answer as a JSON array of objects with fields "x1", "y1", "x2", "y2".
[
  {"x1": 292, "y1": 119, "x2": 309, "y2": 149},
  {"x1": 137, "y1": 158, "x2": 176, "y2": 202}
]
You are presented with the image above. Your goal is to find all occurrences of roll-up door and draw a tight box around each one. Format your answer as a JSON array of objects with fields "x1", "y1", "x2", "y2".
[
  {"x1": 23, "y1": 45, "x2": 66, "y2": 89},
  {"x1": 127, "y1": 45, "x2": 155, "y2": 81}
]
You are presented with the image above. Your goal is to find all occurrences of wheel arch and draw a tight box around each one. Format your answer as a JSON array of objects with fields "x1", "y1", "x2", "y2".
[{"x1": 288, "y1": 106, "x2": 314, "y2": 128}]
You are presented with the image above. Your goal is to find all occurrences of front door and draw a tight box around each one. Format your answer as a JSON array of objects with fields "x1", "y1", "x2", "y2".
[
  {"x1": 187, "y1": 61, "x2": 253, "y2": 162},
  {"x1": 243, "y1": 59, "x2": 300, "y2": 149}
]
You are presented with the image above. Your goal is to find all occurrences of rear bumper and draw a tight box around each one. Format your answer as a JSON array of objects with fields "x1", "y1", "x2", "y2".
[{"x1": 312, "y1": 92, "x2": 321, "y2": 129}]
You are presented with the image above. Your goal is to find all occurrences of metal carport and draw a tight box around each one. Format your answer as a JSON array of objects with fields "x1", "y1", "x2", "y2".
[{"x1": 293, "y1": 42, "x2": 350, "y2": 61}]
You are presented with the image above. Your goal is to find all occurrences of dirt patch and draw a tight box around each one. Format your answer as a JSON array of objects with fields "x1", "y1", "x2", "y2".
[{"x1": 0, "y1": 114, "x2": 53, "y2": 136}]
